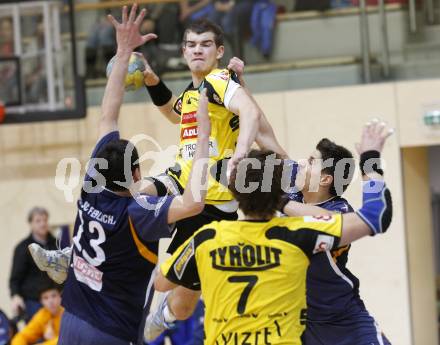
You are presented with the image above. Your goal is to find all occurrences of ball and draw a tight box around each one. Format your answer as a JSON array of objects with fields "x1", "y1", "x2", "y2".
[{"x1": 106, "y1": 53, "x2": 146, "y2": 91}]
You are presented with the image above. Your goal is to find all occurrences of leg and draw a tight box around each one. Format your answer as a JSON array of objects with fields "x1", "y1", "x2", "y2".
[
  {"x1": 168, "y1": 287, "x2": 201, "y2": 320},
  {"x1": 144, "y1": 288, "x2": 201, "y2": 342},
  {"x1": 58, "y1": 311, "x2": 131, "y2": 345}
]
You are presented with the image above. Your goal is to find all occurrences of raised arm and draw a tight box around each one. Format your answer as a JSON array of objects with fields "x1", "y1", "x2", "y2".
[
  {"x1": 99, "y1": 4, "x2": 157, "y2": 141},
  {"x1": 141, "y1": 58, "x2": 180, "y2": 124},
  {"x1": 340, "y1": 120, "x2": 394, "y2": 245},
  {"x1": 283, "y1": 119, "x2": 394, "y2": 246},
  {"x1": 226, "y1": 87, "x2": 262, "y2": 174},
  {"x1": 228, "y1": 57, "x2": 289, "y2": 158},
  {"x1": 167, "y1": 89, "x2": 211, "y2": 224}
]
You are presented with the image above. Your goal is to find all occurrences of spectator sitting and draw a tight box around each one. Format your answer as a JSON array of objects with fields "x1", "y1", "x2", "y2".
[
  {"x1": 11, "y1": 283, "x2": 64, "y2": 345},
  {"x1": 0, "y1": 308, "x2": 17, "y2": 345},
  {"x1": 180, "y1": 0, "x2": 215, "y2": 25},
  {"x1": 9, "y1": 207, "x2": 58, "y2": 321},
  {"x1": 208, "y1": 0, "x2": 254, "y2": 58},
  {"x1": 0, "y1": 17, "x2": 14, "y2": 56},
  {"x1": 85, "y1": 0, "x2": 119, "y2": 78}
]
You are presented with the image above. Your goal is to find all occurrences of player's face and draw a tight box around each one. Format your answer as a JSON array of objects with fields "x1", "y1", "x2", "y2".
[
  {"x1": 40, "y1": 289, "x2": 61, "y2": 315},
  {"x1": 183, "y1": 31, "x2": 224, "y2": 76},
  {"x1": 30, "y1": 213, "x2": 50, "y2": 238},
  {"x1": 296, "y1": 150, "x2": 324, "y2": 193}
]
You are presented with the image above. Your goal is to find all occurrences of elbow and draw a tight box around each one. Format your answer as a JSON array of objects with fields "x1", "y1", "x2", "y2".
[
  {"x1": 187, "y1": 201, "x2": 205, "y2": 217},
  {"x1": 253, "y1": 106, "x2": 262, "y2": 122},
  {"x1": 154, "y1": 279, "x2": 168, "y2": 292}
]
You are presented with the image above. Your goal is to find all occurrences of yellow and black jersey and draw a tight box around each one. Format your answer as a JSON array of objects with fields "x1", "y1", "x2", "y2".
[
  {"x1": 168, "y1": 68, "x2": 241, "y2": 205},
  {"x1": 161, "y1": 215, "x2": 343, "y2": 345}
]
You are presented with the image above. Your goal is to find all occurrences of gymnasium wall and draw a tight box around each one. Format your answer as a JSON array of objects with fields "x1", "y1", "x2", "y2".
[{"x1": 1, "y1": 79, "x2": 440, "y2": 345}]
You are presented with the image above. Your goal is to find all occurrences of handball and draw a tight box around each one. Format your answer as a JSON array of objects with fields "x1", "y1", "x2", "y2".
[{"x1": 106, "y1": 53, "x2": 146, "y2": 91}]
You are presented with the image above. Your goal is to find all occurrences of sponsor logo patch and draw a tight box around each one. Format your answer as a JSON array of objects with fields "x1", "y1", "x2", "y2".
[
  {"x1": 181, "y1": 125, "x2": 198, "y2": 140},
  {"x1": 303, "y1": 215, "x2": 335, "y2": 223},
  {"x1": 313, "y1": 235, "x2": 335, "y2": 254},
  {"x1": 182, "y1": 111, "x2": 197, "y2": 125},
  {"x1": 174, "y1": 239, "x2": 195, "y2": 279},
  {"x1": 73, "y1": 252, "x2": 103, "y2": 292}
]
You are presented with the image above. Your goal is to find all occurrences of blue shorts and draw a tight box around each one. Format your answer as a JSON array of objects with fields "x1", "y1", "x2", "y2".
[
  {"x1": 302, "y1": 311, "x2": 391, "y2": 345},
  {"x1": 58, "y1": 311, "x2": 134, "y2": 345}
]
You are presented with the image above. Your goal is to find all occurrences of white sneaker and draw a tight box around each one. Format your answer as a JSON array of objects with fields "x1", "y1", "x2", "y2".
[
  {"x1": 28, "y1": 244, "x2": 72, "y2": 284},
  {"x1": 144, "y1": 292, "x2": 175, "y2": 342}
]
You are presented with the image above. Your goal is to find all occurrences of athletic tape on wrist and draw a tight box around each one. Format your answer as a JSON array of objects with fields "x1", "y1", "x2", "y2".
[
  {"x1": 359, "y1": 150, "x2": 384, "y2": 176},
  {"x1": 145, "y1": 80, "x2": 172, "y2": 106}
]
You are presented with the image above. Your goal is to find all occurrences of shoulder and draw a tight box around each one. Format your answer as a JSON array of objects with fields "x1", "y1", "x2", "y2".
[
  {"x1": 15, "y1": 236, "x2": 32, "y2": 251},
  {"x1": 205, "y1": 68, "x2": 231, "y2": 83}
]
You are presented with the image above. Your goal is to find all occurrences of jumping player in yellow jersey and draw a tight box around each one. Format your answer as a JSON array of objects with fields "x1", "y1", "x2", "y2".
[
  {"x1": 154, "y1": 121, "x2": 394, "y2": 345},
  {"x1": 141, "y1": 19, "x2": 286, "y2": 255}
]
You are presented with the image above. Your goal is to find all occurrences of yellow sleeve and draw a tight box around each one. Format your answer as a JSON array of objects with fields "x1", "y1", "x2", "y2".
[
  {"x1": 161, "y1": 225, "x2": 216, "y2": 290},
  {"x1": 204, "y1": 69, "x2": 231, "y2": 105},
  {"x1": 173, "y1": 93, "x2": 184, "y2": 115},
  {"x1": 39, "y1": 337, "x2": 58, "y2": 345},
  {"x1": 11, "y1": 309, "x2": 48, "y2": 345}
]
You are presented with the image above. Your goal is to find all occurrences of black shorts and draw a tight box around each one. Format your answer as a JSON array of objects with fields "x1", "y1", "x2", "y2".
[{"x1": 147, "y1": 173, "x2": 238, "y2": 254}]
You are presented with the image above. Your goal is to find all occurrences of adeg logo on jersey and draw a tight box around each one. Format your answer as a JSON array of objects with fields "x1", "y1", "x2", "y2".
[{"x1": 181, "y1": 125, "x2": 198, "y2": 140}]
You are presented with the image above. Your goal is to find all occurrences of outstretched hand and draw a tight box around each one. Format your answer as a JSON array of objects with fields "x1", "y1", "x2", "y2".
[
  {"x1": 107, "y1": 4, "x2": 157, "y2": 54},
  {"x1": 356, "y1": 118, "x2": 394, "y2": 155}
]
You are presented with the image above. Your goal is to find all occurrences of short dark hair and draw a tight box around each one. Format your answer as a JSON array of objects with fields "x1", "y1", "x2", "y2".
[
  {"x1": 38, "y1": 282, "x2": 61, "y2": 298},
  {"x1": 229, "y1": 150, "x2": 284, "y2": 219},
  {"x1": 27, "y1": 207, "x2": 49, "y2": 223},
  {"x1": 183, "y1": 19, "x2": 224, "y2": 47},
  {"x1": 316, "y1": 138, "x2": 354, "y2": 196},
  {"x1": 94, "y1": 139, "x2": 139, "y2": 192}
]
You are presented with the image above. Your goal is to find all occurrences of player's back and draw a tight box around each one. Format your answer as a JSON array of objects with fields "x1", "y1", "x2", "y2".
[
  {"x1": 177, "y1": 216, "x2": 342, "y2": 344},
  {"x1": 62, "y1": 131, "x2": 174, "y2": 344}
]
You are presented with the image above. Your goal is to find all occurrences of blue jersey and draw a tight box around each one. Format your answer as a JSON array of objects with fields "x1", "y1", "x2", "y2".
[
  {"x1": 62, "y1": 131, "x2": 174, "y2": 343},
  {"x1": 304, "y1": 197, "x2": 360, "y2": 321},
  {"x1": 287, "y1": 160, "x2": 362, "y2": 321}
]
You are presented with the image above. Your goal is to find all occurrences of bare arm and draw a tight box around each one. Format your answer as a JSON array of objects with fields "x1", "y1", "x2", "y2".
[
  {"x1": 283, "y1": 201, "x2": 334, "y2": 217},
  {"x1": 142, "y1": 58, "x2": 180, "y2": 124},
  {"x1": 100, "y1": 5, "x2": 157, "y2": 141},
  {"x1": 339, "y1": 120, "x2": 394, "y2": 246},
  {"x1": 167, "y1": 89, "x2": 211, "y2": 224},
  {"x1": 227, "y1": 57, "x2": 289, "y2": 158},
  {"x1": 227, "y1": 87, "x2": 261, "y2": 172},
  {"x1": 155, "y1": 270, "x2": 178, "y2": 291}
]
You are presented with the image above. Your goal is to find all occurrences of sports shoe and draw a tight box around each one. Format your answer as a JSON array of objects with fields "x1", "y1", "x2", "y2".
[
  {"x1": 28, "y1": 244, "x2": 72, "y2": 284},
  {"x1": 144, "y1": 292, "x2": 175, "y2": 342}
]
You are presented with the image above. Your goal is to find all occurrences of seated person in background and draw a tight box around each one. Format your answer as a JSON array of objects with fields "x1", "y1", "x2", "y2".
[
  {"x1": 9, "y1": 207, "x2": 58, "y2": 321},
  {"x1": 11, "y1": 283, "x2": 64, "y2": 345},
  {"x1": 209, "y1": 0, "x2": 253, "y2": 58},
  {"x1": 180, "y1": 0, "x2": 215, "y2": 25},
  {"x1": 0, "y1": 308, "x2": 17, "y2": 345},
  {"x1": 85, "y1": 0, "x2": 119, "y2": 78}
]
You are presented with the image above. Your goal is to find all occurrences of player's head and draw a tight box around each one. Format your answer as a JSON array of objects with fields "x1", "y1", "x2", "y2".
[
  {"x1": 182, "y1": 19, "x2": 225, "y2": 76},
  {"x1": 28, "y1": 207, "x2": 49, "y2": 237},
  {"x1": 94, "y1": 139, "x2": 140, "y2": 192},
  {"x1": 39, "y1": 283, "x2": 62, "y2": 316},
  {"x1": 229, "y1": 150, "x2": 284, "y2": 219},
  {"x1": 296, "y1": 138, "x2": 354, "y2": 196}
]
